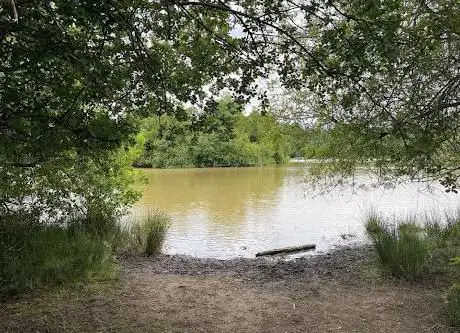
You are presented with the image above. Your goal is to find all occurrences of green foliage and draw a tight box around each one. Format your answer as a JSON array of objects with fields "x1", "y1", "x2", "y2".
[
  {"x1": 0, "y1": 1, "x2": 256, "y2": 226},
  {"x1": 365, "y1": 213, "x2": 430, "y2": 280},
  {"x1": 300, "y1": 126, "x2": 351, "y2": 159},
  {"x1": 246, "y1": 0, "x2": 460, "y2": 190},
  {"x1": 134, "y1": 98, "x2": 303, "y2": 168},
  {"x1": 0, "y1": 214, "x2": 118, "y2": 298},
  {"x1": 441, "y1": 218, "x2": 460, "y2": 328},
  {"x1": 447, "y1": 283, "x2": 460, "y2": 328},
  {"x1": 314, "y1": 0, "x2": 459, "y2": 188},
  {"x1": 2, "y1": 0, "x2": 458, "y2": 220},
  {"x1": 129, "y1": 210, "x2": 171, "y2": 256},
  {"x1": 0, "y1": 146, "x2": 142, "y2": 224},
  {"x1": 366, "y1": 210, "x2": 460, "y2": 280}
]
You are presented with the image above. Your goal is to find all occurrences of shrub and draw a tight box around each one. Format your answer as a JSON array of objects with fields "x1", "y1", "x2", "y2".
[
  {"x1": 447, "y1": 283, "x2": 460, "y2": 328},
  {"x1": 130, "y1": 210, "x2": 171, "y2": 256},
  {"x1": 365, "y1": 212, "x2": 430, "y2": 280},
  {"x1": 0, "y1": 215, "x2": 117, "y2": 298}
]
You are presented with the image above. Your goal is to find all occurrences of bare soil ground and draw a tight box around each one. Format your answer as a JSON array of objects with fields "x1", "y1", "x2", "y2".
[{"x1": 0, "y1": 246, "x2": 456, "y2": 333}]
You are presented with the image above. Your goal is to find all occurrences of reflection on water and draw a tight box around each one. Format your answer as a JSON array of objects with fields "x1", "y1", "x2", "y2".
[
  {"x1": 138, "y1": 166, "x2": 287, "y2": 225},
  {"x1": 132, "y1": 164, "x2": 459, "y2": 259}
]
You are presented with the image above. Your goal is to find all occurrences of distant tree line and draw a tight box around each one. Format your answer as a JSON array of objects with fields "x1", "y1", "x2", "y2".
[{"x1": 133, "y1": 97, "x2": 317, "y2": 168}]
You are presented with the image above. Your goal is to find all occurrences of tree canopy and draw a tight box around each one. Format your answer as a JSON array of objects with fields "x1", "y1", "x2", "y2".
[
  {"x1": 179, "y1": 0, "x2": 460, "y2": 191},
  {"x1": 266, "y1": 0, "x2": 460, "y2": 191},
  {"x1": 1, "y1": 0, "x2": 459, "y2": 217},
  {"x1": 0, "y1": 1, "x2": 259, "y2": 217}
]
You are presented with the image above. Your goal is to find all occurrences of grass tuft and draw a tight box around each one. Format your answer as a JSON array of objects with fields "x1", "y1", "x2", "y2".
[
  {"x1": 365, "y1": 211, "x2": 430, "y2": 280},
  {"x1": 129, "y1": 209, "x2": 171, "y2": 256},
  {"x1": 365, "y1": 209, "x2": 460, "y2": 324},
  {"x1": 0, "y1": 208, "x2": 172, "y2": 299}
]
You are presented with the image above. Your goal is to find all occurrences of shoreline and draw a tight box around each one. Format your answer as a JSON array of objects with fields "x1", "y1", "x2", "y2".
[
  {"x1": 120, "y1": 245, "x2": 377, "y2": 285},
  {"x1": 120, "y1": 243, "x2": 454, "y2": 289},
  {"x1": 132, "y1": 158, "x2": 306, "y2": 170}
]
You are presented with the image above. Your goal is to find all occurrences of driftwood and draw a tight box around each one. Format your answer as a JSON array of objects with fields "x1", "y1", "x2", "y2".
[{"x1": 255, "y1": 244, "x2": 316, "y2": 257}]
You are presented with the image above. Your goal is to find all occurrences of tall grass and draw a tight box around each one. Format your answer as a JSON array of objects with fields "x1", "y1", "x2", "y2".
[
  {"x1": 366, "y1": 209, "x2": 460, "y2": 326},
  {"x1": 424, "y1": 210, "x2": 460, "y2": 254},
  {"x1": 447, "y1": 283, "x2": 460, "y2": 327},
  {"x1": 0, "y1": 214, "x2": 118, "y2": 298},
  {"x1": 0, "y1": 208, "x2": 172, "y2": 299},
  {"x1": 365, "y1": 211, "x2": 430, "y2": 280},
  {"x1": 129, "y1": 209, "x2": 171, "y2": 256}
]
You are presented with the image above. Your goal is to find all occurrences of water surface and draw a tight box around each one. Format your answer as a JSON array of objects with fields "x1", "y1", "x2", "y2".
[{"x1": 133, "y1": 163, "x2": 459, "y2": 259}]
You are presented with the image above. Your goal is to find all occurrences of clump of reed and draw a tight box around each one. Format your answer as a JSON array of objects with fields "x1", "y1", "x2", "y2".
[
  {"x1": 365, "y1": 211, "x2": 430, "y2": 280},
  {"x1": 365, "y1": 209, "x2": 460, "y2": 327},
  {"x1": 0, "y1": 213, "x2": 117, "y2": 298},
  {"x1": 128, "y1": 209, "x2": 171, "y2": 256}
]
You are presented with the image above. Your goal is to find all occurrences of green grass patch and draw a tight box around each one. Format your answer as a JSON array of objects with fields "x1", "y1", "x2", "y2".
[
  {"x1": 0, "y1": 208, "x2": 172, "y2": 298},
  {"x1": 365, "y1": 209, "x2": 460, "y2": 327},
  {"x1": 129, "y1": 209, "x2": 171, "y2": 256},
  {"x1": 424, "y1": 211, "x2": 460, "y2": 261},
  {"x1": 365, "y1": 212, "x2": 430, "y2": 280},
  {"x1": 365, "y1": 209, "x2": 460, "y2": 280},
  {"x1": 0, "y1": 214, "x2": 119, "y2": 299}
]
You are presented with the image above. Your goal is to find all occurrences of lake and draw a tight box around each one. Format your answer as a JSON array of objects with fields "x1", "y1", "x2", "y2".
[{"x1": 132, "y1": 163, "x2": 459, "y2": 259}]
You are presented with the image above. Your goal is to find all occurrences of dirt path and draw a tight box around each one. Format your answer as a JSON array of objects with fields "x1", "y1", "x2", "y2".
[{"x1": 0, "y1": 247, "x2": 455, "y2": 333}]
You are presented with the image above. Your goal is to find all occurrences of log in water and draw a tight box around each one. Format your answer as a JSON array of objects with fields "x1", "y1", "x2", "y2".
[{"x1": 255, "y1": 244, "x2": 316, "y2": 257}]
